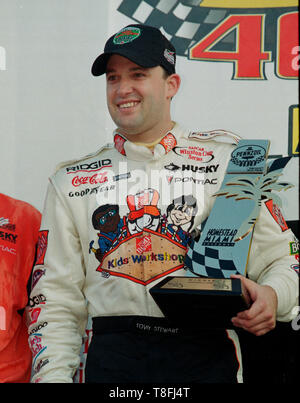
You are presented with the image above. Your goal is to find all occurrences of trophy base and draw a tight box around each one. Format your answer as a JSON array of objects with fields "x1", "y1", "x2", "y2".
[{"x1": 149, "y1": 276, "x2": 249, "y2": 329}]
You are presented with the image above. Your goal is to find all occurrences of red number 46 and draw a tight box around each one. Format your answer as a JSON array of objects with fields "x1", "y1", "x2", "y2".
[{"x1": 190, "y1": 12, "x2": 298, "y2": 80}]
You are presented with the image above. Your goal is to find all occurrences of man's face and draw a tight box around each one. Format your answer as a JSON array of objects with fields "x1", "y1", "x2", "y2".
[{"x1": 106, "y1": 54, "x2": 175, "y2": 142}]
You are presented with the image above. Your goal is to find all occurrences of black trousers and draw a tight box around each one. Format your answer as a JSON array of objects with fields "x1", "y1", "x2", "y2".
[{"x1": 85, "y1": 316, "x2": 239, "y2": 383}]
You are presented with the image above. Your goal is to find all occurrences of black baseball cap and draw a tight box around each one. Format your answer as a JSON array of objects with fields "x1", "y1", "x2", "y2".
[{"x1": 91, "y1": 24, "x2": 176, "y2": 76}]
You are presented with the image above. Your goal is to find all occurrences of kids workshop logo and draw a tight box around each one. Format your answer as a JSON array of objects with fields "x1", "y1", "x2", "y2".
[
  {"x1": 89, "y1": 189, "x2": 198, "y2": 285},
  {"x1": 117, "y1": 0, "x2": 299, "y2": 80}
]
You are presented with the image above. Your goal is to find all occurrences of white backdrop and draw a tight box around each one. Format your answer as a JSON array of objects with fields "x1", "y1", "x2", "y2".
[{"x1": 0, "y1": 0, "x2": 298, "y2": 223}]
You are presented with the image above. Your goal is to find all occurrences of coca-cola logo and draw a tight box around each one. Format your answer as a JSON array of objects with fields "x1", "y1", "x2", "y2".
[{"x1": 71, "y1": 172, "x2": 108, "y2": 187}]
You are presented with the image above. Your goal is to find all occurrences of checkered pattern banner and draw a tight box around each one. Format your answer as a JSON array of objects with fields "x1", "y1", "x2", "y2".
[
  {"x1": 184, "y1": 242, "x2": 239, "y2": 278},
  {"x1": 117, "y1": 0, "x2": 294, "y2": 57},
  {"x1": 117, "y1": 0, "x2": 231, "y2": 56}
]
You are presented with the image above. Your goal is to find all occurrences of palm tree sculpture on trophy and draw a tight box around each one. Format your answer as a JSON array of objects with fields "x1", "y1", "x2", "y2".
[{"x1": 213, "y1": 168, "x2": 294, "y2": 242}]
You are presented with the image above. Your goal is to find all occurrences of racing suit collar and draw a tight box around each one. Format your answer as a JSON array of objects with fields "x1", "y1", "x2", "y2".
[{"x1": 113, "y1": 122, "x2": 184, "y2": 161}]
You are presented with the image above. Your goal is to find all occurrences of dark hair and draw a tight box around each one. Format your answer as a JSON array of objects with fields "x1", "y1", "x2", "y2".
[{"x1": 162, "y1": 68, "x2": 172, "y2": 79}]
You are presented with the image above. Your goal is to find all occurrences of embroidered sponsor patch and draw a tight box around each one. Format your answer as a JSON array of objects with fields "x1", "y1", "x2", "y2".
[
  {"x1": 136, "y1": 235, "x2": 152, "y2": 254},
  {"x1": 71, "y1": 172, "x2": 108, "y2": 187},
  {"x1": 0, "y1": 230, "x2": 17, "y2": 244},
  {"x1": 0, "y1": 217, "x2": 16, "y2": 231},
  {"x1": 265, "y1": 200, "x2": 288, "y2": 232},
  {"x1": 35, "y1": 230, "x2": 49, "y2": 266},
  {"x1": 290, "y1": 263, "x2": 299, "y2": 275},
  {"x1": 188, "y1": 130, "x2": 240, "y2": 144},
  {"x1": 29, "y1": 307, "x2": 42, "y2": 325},
  {"x1": 65, "y1": 159, "x2": 111, "y2": 174},
  {"x1": 164, "y1": 49, "x2": 175, "y2": 64},
  {"x1": 31, "y1": 268, "x2": 46, "y2": 290},
  {"x1": 173, "y1": 145, "x2": 214, "y2": 162},
  {"x1": 289, "y1": 239, "x2": 299, "y2": 264},
  {"x1": 0, "y1": 244, "x2": 16, "y2": 255},
  {"x1": 113, "y1": 27, "x2": 141, "y2": 45},
  {"x1": 289, "y1": 239, "x2": 299, "y2": 256},
  {"x1": 114, "y1": 133, "x2": 127, "y2": 155},
  {"x1": 159, "y1": 133, "x2": 177, "y2": 153},
  {"x1": 90, "y1": 190, "x2": 196, "y2": 285},
  {"x1": 29, "y1": 333, "x2": 47, "y2": 365},
  {"x1": 97, "y1": 232, "x2": 186, "y2": 286},
  {"x1": 0, "y1": 217, "x2": 9, "y2": 226},
  {"x1": 34, "y1": 358, "x2": 49, "y2": 375}
]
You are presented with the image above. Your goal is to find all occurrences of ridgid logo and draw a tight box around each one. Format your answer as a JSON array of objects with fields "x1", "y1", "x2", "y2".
[{"x1": 0, "y1": 45, "x2": 6, "y2": 71}]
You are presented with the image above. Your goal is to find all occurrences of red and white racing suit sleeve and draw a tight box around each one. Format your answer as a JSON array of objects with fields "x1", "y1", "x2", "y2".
[
  {"x1": 246, "y1": 200, "x2": 299, "y2": 322},
  {"x1": 28, "y1": 180, "x2": 88, "y2": 383}
]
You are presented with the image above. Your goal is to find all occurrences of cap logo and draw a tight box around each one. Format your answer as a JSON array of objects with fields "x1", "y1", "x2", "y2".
[
  {"x1": 164, "y1": 49, "x2": 175, "y2": 65},
  {"x1": 113, "y1": 27, "x2": 141, "y2": 45}
]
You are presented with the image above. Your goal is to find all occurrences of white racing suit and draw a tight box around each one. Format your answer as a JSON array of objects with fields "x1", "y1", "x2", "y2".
[{"x1": 28, "y1": 123, "x2": 299, "y2": 383}]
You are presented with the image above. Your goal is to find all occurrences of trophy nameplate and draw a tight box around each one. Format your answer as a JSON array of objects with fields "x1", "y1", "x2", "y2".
[{"x1": 150, "y1": 276, "x2": 249, "y2": 329}]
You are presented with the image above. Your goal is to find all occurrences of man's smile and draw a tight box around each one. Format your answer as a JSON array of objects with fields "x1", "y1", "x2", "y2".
[{"x1": 117, "y1": 101, "x2": 141, "y2": 110}]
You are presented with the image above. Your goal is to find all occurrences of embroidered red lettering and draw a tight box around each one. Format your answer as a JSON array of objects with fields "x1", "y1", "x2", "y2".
[{"x1": 72, "y1": 173, "x2": 108, "y2": 187}]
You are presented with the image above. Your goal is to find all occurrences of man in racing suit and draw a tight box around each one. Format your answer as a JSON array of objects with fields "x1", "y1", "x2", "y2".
[
  {"x1": 28, "y1": 24, "x2": 299, "y2": 383},
  {"x1": 0, "y1": 193, "x2": 41, "y2": 382}
]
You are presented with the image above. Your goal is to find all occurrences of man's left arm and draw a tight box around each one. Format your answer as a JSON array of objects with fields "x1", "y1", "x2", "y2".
[{"x1": 231, "y1": 200, "x2": 299, "y2": 336}]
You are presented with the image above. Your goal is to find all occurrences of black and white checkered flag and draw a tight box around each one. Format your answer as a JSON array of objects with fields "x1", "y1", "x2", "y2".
[
  {"x1": 117, "y1": 0, "x2": 231, "y2": 57},
  {"x1": 185, "y1": 243, "x2": 239, "y2": 279},
  {"x1": 117, "y1": 1, "x2": 293, "y2": 58}
]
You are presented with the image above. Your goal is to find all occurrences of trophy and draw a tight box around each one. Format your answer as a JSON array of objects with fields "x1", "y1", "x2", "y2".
[{"x1": 150, "y1": 139, "x2": 293, "y2": 329}]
